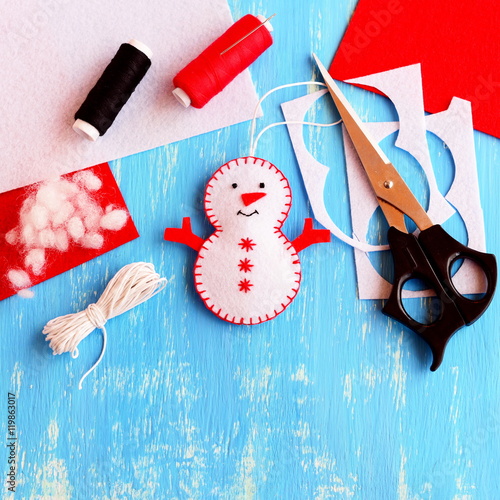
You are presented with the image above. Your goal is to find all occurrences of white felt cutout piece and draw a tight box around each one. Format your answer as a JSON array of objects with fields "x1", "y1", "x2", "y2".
[
  {"x1": 282, "y1": 67, "x2": 487, "y2": 299},
  {"x1": 0, "y1": 1, "x2": 262, "y2": 194},
  {"x1": 346, "y1": 65, "x2": 454, "y2": 224},
  {"x1": 195, "y1": 158, "x2": 301, "y2": 324},
  {"x1": 281, "y1": 90, "x2": 389, "y2": 253},
  {"x1": 425, "y1": 98, "x2": 486, "y2": 252}
]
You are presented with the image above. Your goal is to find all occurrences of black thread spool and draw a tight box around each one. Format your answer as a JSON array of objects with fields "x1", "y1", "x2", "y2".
[{"x1": 74, "y1": 39, "x2": 152, "y2": 141}]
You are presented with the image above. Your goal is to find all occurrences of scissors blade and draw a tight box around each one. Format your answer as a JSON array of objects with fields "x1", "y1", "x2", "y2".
[{"x1": 313, "y1": 54, "x2": 433, "y2": 232}]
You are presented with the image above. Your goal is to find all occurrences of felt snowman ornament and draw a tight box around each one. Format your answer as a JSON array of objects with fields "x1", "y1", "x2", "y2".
[{"x1": 164, "y1": 157, "x2": 330, "y2": 324}]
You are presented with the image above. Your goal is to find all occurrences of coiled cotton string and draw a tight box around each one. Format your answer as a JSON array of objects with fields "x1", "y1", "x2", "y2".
[{"x1": 43, "y1": 262, "x2": 167, "y2": 389}]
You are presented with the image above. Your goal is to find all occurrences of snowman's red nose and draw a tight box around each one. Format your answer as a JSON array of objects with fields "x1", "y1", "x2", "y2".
[{"x1": 241, "y1": 192, "x2": 267, "y2": 206}]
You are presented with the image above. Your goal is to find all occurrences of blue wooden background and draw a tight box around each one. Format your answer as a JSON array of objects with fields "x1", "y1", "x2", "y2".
[{"x1": 2, "y1": 0, "x2": 500, "y2": 498}]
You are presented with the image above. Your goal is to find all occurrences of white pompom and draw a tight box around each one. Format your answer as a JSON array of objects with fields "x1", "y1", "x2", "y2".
[
  {"x1": 54, "y1": 229, "x2": 69, "y2": 251},
  {"x1": 25, "y1": 248, "x2": 46, "y2": 275},
  {"x1": 57, "y1": 179, "x2": 79, "y2": 196},
  {"x1": 83, "y1": 212, "x2": 102, "y2": 231},
  {"x1": 82, "y1": 233, "x2": 104, "y2": 249},
  {"x1": 74, "y1": 171, "x2": 102, "y2": 191},
  {"x1": 36, "y1": 182, "x2": 68, "y2": 212},
  {"x1": 17, "y1": 289, "x2": 35, "y2": 299},
  {"x1": 39, "y1": 228, "x2": 57, "y2": 248},
  {"x1": 51, "y1": 201, "x2": 75, "y2": 227},
  {"x1": 8, "y1": 269, "x2": 31, "y2": 289},
  {"x1": 5, "y1": 229, "x2": 19, "y2": 245},
  {"x1": 100, "y1": 209, "x2": 128, "y2": 230},
  {"x1": 29, "y1": 204, "x2": 50, "y2": 230},
  {"x1": 21, "y1": 223, "x2": 37, "y2": 247},
  {"x1": 67, "y1": 217, "x2": 85, "y2": 241},
  {"x1": 75, "y1": 192, "x2": 93, "y2": 210}
]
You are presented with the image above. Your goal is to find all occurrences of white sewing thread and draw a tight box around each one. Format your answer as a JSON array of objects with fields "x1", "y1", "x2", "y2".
[
  {"x1": 249, "y1": 81, "x2": 342, "y2": 157},
  {"x1": 42, "y1": 262, "x2": 167, "y2": 389}
]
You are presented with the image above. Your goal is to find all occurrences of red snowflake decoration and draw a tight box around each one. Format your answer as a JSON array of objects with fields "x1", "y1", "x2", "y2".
[
  {"x1": 238, "y1": 278, "x2": 253, "y2": 293},
  {"x1": 238, "y1": 237, "x2": 256, "y2": 252},
  {"x1": 238, "y1": 258, "x2": 253, "y2": 273}
]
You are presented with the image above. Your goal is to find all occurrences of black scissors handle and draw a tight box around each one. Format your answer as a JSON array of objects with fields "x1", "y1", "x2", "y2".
[{"x1": 382, "y1": 225, "x2": 497, "y2": 371}]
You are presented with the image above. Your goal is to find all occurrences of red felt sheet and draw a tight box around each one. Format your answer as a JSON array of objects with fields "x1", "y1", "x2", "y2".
[
  {"x1": 330, "y1": 0, "x2": 500, "y2": 138},
  {"x1": 0, "y1": 163, "x2": 139, "y2": 301}
]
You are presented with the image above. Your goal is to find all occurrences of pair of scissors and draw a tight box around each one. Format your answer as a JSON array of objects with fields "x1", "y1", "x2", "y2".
[{"x1": 313, "y1": 54, "x2": 497, "y2": 371}]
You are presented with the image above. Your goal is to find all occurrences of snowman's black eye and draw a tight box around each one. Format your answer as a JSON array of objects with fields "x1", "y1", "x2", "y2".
[
  {"x1": 232, "y1": 183, "x2": 238, "y2": 189},
  {"x1": 259, "y1": 182, "x2": 265, "y2": 188}
]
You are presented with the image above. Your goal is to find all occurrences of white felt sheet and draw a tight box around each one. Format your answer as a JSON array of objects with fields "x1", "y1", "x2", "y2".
[
  {"x1": 0, "y1": 0, "x2": 263, "y2": 194},
  {"x1": 282, "y1": 64, "x2": 487, "y2": 299}
]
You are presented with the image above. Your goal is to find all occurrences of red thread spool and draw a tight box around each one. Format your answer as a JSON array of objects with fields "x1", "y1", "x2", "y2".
[{"x1": 172, "y1": 14, "x2": 273, "y2": 109}]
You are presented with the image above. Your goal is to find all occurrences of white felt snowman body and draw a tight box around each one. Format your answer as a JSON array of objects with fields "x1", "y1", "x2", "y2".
[
  {"x1": 164, "y1": 157, "x2": 330, "y2": 324},
  {"x1": 196, "y1": 157, "x2": 300, "y2": 323}
]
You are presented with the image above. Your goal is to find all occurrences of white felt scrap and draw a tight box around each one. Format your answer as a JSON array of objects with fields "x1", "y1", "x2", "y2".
[
  {"x1": 282, "y1": 64, "x2": 487, "y2": 299},
  {"x1": 281, "y1": 90, "x2": 387, "y2": 253},
  {"x1": 0, "y1": 0, "x2": 262, "y2": 195},
  {"x1": 346, "y1": 65, "x2": 454, "y2": 223}
]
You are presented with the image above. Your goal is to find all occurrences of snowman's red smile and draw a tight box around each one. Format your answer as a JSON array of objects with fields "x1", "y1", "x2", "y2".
[{"x1": 237, "y1": 210, "x2": 259, "y2": 217}]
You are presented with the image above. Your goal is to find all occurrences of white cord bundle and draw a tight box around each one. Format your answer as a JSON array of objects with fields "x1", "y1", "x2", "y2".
[{"x1": 43, "y1": 262, "x2": 167, "y2": 389}]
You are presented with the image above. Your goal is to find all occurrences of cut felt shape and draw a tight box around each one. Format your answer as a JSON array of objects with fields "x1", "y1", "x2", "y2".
[
  {"x1": 281, "y1": 90, "x2": 388, "y2": 254},
  {"x1": 0, "y1": 163, "x2": 138, "y2": 301},
  {"x1": 0, "y1": 0, "x2": 263, "y2": 194},
  {"x1": 164, "y1": 157, "x2": 330, "y2": 324},
  {"x1": 330, "y1": 0, "x2": 500, "y2": 138},
  {"x1": 347, "y1": 64, "x2": 454, "y2": 224},
  {"x1": 282, "y1": 65, "x2": 487, "y2": 299}
]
